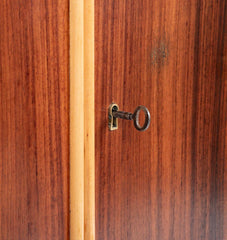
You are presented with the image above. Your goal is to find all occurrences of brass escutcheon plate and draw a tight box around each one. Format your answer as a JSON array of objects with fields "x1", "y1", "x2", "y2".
[{"x1": 108, "y1": 103, "x2": 119, "y2": 130}]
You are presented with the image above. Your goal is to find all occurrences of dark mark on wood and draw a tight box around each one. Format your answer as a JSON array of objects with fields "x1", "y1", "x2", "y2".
[{"x1": 151, "y1": 41, "x2": 169, "y2": 66}]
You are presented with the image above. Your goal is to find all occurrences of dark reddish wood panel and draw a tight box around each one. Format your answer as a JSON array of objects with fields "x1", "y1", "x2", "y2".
[
  {"x1": 95, "y1": 0, "x2": 226, "y2": 239},
  {"x1": 0, "y1": 0, "x2": 69, "y2": 239}
]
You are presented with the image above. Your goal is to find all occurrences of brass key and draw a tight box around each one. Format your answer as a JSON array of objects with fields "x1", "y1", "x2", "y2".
[{"x1": 108, "y1": 103, "x2": 150, "y2": 131}]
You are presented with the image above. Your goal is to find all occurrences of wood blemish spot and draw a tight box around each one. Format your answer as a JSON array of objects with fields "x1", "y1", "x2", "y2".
[{"x1": 151, "y1": 41, "x2": 169, "y2": 66}]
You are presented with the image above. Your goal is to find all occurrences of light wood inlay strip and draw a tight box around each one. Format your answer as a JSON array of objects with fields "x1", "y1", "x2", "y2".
[
  {"x1": 70, "y1": 0, "x2": 84, "y2": 239},
  {"x1": 70, "y1": 0, "x2": 95, "y2": 239},
  {"x1": 84, "y1": 0, "x2": 95, "y2": 239}
]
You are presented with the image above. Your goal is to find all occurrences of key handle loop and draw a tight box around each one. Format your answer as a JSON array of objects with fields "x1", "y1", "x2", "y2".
[{"x1": 132, "y1": 105, "x2": 150, "y2": 131}]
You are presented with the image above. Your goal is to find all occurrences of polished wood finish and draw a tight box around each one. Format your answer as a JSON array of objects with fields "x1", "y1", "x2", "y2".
[
  {"x1": 0, "y1": 1, "x2": 69, "y2": 239},
  {"x1": 95, "y1": 0, "x2": 227, "y2": 239}
]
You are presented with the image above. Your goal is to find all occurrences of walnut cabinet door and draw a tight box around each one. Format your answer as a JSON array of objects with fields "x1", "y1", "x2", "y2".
[
  {"x1": 0, "y1": 1, "x2": 226, "y2": 240},
  {"x1": 94, "y1": 1, "x2": 227, "y2": 240}
]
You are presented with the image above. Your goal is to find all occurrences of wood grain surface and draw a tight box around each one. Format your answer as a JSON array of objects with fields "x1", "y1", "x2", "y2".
[
  {"x1": 95, "y1": 0, "x2": 227, "y2": 240},
  {"x1": 0, "y1": 1, "x2": 69, "y2": 239}
]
